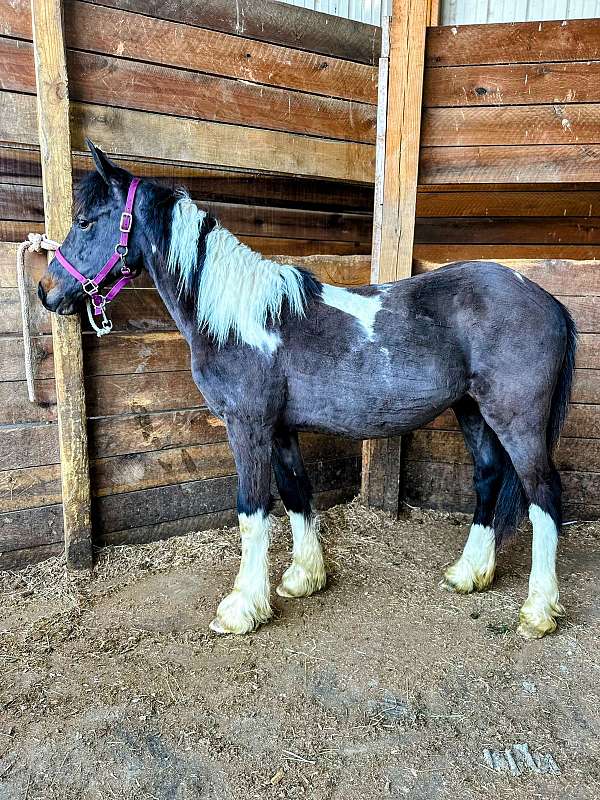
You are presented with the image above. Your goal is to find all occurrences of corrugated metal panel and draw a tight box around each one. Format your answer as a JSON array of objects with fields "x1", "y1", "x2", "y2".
[
  {"x1": 441, "y1": 0, "x2": 600, "y2": 23},
  {"x1": 276, "y1": 0, "x2": 600, "y2": 27}
]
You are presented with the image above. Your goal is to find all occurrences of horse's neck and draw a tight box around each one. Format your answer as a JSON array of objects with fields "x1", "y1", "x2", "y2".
[{"x1": 145, "y1": 250, "x2": 198, "y2": 343}]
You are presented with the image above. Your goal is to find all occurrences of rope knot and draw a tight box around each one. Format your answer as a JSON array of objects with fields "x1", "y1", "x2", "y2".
[{"x1": 26, "y1": 232, "x2": 60, "y2": 253}]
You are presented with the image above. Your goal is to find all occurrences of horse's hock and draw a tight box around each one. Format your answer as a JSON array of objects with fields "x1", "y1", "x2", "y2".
[{"x1": 2, "y1": 0, "x2": 600, "y2": 569}]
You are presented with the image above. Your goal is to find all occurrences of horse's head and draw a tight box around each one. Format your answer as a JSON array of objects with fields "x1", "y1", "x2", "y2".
[{"x1": 38, "y1": 140, "x2": 144, "y2": 315}]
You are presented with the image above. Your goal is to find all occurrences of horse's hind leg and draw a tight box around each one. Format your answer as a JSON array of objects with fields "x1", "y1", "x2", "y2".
[
  {"x1": 442, "y1": 397, "x2": 504, "y2": 594},
  {"x1": 209, "y1": 419, "x2": 274, "y2": 635},
  {"x1": 503, "y1": 437, "x2": 564, "y2": 639},
  {"x1": 272, "y1": 428, "x2": 326, "y2": 598},
  {"x1": 478, "y1": 409, "x2": 565, "y2": 638}
]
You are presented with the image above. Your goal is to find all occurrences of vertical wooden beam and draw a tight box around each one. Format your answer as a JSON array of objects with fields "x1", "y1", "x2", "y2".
[
  {"x1": 427, "y1": 0, "x2": 441, "y2": 25},
  {"x1": 31, "y1": 0, "x2": 93, "y2": 568},
  {"x1": 362, "y1": 0, "x2": 428, "y2": 516}
]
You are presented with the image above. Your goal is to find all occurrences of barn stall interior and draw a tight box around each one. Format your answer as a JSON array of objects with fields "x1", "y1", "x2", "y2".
[
  {"x1": 2, "y1": 0, "x2": 599, "y2": 568},
  {"x1": 1, "y1": 0, "x2": 600, "y2": 795}
]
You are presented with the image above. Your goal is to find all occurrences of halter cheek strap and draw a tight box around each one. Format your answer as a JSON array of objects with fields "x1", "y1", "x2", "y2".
[{"x1": 54, "y1": 177, "x2": 141, "y2": 337}]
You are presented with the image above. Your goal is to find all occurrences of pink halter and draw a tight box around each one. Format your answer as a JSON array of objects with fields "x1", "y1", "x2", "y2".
[{"x1": 54, "y1": 178, "x2": 140, "y2": 336}]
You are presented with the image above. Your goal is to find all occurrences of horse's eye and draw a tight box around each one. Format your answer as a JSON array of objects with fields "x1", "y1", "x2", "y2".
[{"x1": 78, "y1": 218, "x2": 92, "y2": 230}]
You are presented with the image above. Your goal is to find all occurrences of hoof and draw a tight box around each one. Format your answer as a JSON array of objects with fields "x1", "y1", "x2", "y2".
[
  {"x1": 441, "y1": 558, "x2": 494, "y2": 594},
  {"x1": 209, "y1": 589, "x2": 272, "y2": 635},
  {"x1": 517, "y1": 594, "x2": 565, "y2": 640},
  {"x1": 276, "y1": 562, "x2": 326, "y2": 599}
]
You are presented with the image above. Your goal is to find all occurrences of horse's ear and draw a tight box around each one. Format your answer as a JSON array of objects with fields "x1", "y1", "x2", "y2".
[{"x1": 86, "y1": 139, "x2": 118, "y2": 185}]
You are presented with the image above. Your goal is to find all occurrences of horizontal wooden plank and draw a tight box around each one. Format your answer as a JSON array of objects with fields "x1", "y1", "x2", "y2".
[
  {"x1": 402, "y1": 460, "x2": 600, "y2": 517},
  {"x1": 420, "y1": 144, "x2": 600, "y2": 185},
  {"x1": 424, "y1": 61, "x2": 600, "y2": 108},
  {"x1": 0, "y1": 92, "x2": 375, "y2": 183},
  {"x1": 404, "y1": 428, "x2": 600, "y2": 472},
  {"x1": 0, "y1": 146, "x2": 375, "y2": 212},
  {"x1": 0, "y1": 183, "x2": 373, "y2": 241},
  {"x1": 423, "y1": 104, "x2": 600, "y2": 147},
  {"x1": 0, "y1": 503, "x2": 64, "y2": 554},
  {"x1": 0, "y1": 37, "x2": 376, "y2": 143},
  {"x1": 0, "y1": 334, "x2": 54, "y2": 380},
  {"x1": 0, "y1": 370, "x2": 204, "y2": 424},
  {"x1": 426, "y1": 19, "x2": 600, "y2": 68},
  {"x1": 0, "y1": 379, "x2": 56, "y2": 424},
  {"x1": 100, "y1": 485, "x2": 357, "y2": 548},
  {"x1": 0, "y1": 541, "x2": 63, "y2": 569},
  {"x1": 65, "y1": 2, "x2": 377, "y2": 103},
  {"x1": 0, "y1": 220, "x2": 43, "y2": 242},
  {"x1": 89, "y1": 408, "x2": 226, "y2": 460},
  {"x1": 414, "y1": 217, "x2": 600, "y2": 246},
  {"x1": 76, "y1": 0, "x2": 381, "y2": 64},
  {"x1": 94, "y1": 455, "x2": 361, "y2": 535},
  {"x1": 0, "y1": 421, "x2": 58, "y2": 470},
  {"x1": 416, "y1": 189, "x2": 600, "y2": 218}
]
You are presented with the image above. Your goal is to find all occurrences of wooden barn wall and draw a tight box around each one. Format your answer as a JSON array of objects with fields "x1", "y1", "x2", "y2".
[
  {"x1": 2, "y1": 8, "x2": 599, "y2": 567},
  {"x1": 0, "y1": 0, "x2": 378, "y2": 566}
]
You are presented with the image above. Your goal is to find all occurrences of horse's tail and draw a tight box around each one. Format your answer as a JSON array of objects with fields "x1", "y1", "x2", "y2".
[{"x1": 493, "y1": 300, "x2": 578, "y2": 543}]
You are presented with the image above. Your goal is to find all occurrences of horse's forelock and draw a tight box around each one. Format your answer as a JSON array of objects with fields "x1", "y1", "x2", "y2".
[{"x1": 74, "y1": 171, "x2": 111, "y2": 215}]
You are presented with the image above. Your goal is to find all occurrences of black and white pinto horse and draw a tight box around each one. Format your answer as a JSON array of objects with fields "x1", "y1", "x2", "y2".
[{"x1": 39, "y1": 143, "x2": 577, "y2": 640}]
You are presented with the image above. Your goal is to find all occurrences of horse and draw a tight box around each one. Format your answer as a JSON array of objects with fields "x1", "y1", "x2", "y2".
[{"x1": 38, "y1": 141, "x2": 577, "y2": 640}]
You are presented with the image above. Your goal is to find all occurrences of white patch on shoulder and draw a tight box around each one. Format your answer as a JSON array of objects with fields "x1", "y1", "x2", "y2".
[
  {"x1": 151, "y1": 243, "x2": 157, "y2": 254},
  {"x1": 513, "y1": 270, "x2": 525, "y2": 283},
  {"x1": 320, "y1": 284, "x2": 382, "y2": 340}
]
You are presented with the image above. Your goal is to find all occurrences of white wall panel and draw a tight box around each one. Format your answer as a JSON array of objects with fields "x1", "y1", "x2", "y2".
[{"x1": 276, "y1": 0, "x2": 600, "y2": 27}]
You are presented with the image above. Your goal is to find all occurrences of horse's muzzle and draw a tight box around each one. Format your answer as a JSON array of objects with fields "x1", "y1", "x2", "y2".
[{"x1": 37, "y1": 281, "x2": 77, "y2": 315}]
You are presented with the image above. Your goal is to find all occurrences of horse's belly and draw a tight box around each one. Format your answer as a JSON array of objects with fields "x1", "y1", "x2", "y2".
[{"x1": 285, "y1": 369, "x2": 461, "y2": 439}]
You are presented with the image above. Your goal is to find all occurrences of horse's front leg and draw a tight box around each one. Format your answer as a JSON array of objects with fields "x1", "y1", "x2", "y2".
[
  {"x1": 272, "y1": 427, "x2": 326, "y2": 598},
  {"x1": 209, "y1": 419, "x2": 274, "y2": 635}
]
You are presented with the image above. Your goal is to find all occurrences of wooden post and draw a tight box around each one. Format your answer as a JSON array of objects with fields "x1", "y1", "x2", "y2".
[
  {"x1": 31, "y1": 0, "x2": 93, "y2": 568},
  {"x1": 427, "y1": 0, "x2": 441, "y2": 25},
  {"x1": 362, "y1": 0, "x2": 428, "y2": 516}
]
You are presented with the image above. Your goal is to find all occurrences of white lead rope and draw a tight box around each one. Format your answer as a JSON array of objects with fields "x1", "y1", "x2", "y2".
[{"x1": 16, "y1": 233, "x2": 60, "y2": 404}]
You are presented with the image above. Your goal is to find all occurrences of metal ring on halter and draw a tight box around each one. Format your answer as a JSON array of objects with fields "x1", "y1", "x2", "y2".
[{"x1": 115, "y1": 243, "x2": 128, "y2": 257}]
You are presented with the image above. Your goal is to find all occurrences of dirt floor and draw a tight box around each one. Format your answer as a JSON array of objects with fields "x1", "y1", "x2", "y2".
[{"x1": 1, "y1": 500, "x2": 599, "y2": 800}]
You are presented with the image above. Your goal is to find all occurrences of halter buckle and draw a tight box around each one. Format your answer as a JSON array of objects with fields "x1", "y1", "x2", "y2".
[
  {"x1": 82, "y1": 278, "x2": 99, "y2": 296},
  {"x1": 119, "y1": 212, "x2": 133, "y2": 232}
]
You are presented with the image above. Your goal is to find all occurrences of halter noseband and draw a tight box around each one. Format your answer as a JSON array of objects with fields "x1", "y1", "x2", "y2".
[{"x1": 54, "y1": 177, "x2": 141, "y2": 337}]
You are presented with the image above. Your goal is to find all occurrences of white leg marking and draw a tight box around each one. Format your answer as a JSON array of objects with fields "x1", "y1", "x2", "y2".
[
  {"x1": 442, "y1": 524, "x2": 496, "y2": 593},
  {"x1": 517, "y1": 505, "x2": 565, "y2": 639},
  {"x1": 210, "y1": 511, "x2": 273, "y2": 635},
  {"x1": 276, "y1": 512, "x2": 326, "y2": 599}
]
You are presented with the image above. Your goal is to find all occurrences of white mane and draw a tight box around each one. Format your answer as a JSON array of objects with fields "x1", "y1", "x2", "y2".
[{"x1": 166, "y1": 193, "x2": 308, "y2": 353}]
